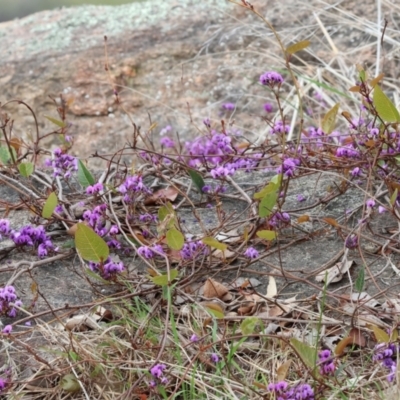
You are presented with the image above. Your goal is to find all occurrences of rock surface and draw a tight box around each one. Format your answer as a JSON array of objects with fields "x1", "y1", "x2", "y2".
[{"x1": 0, "y1": 0, "x2": 395, "y2": 165}]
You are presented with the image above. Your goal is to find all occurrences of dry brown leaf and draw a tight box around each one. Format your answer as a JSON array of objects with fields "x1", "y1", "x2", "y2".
[
  {"x1": 276, "y1": 360, "x2": 292, "y2": 382},
  {"x1": 323, "y1": 217, "x2": 339, "y2": 227},
  {"x1": 238, "y1": 305, "x2": 254, "y2": 316},
  {"x1": 216, "y1": 229, "x2": 241, "y2": 244},
  {"x1": 244, "y1": 293, "x2": 263, "y2": 303},
  {"x1": 65, "y1": 315, "x2": 100, "y2": 331},
  {"x1": 221, "y1": 292, "x2": 233, "y2": 302},
  {"x1": 343, "y1": 304, "x2": 389, "y2": 328},
  {"x1": 144, "y1": 186, "x2": 179, "y2": 205},
  {"x1": 315, "y1": 260, "x2": 354, "y2": 284},
  {"x1": 266, "y1": 276, "x2": 277, "y2": 298},
  {"x1": 212, "y1": 248, "x2": 236, "y2": 259},
  {"x1": 203, "y1": 278, "x2": 228, "y2": 299},
  {"x1": 297, "y1": 215, "x2": 310, "y2": 223}
]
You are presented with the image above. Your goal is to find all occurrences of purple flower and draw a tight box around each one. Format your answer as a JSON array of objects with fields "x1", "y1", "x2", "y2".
[
  {"x1": 244, "y1": 247, "x2": 259, "y2": 259},
  {"x1": 297, "y1": 194, "x2": 306, "y2": 202},
  {"x1": 271, "y1": 120, "x2": 289, "y2": 135},
  {"x1": 263, "y1": 103, "x2": 273, "y2": 112},
  {"x1": 366, "y1": 198, "x2": 375, "y2": 208},
  {"x1": 203, "y1": 118, "x2": 211, "y2": 128},
  {"x1": 345, "y1": 235, "x2": 358, "y2": 249},
  {"x1": 160, "y1": 137, "x2": 175, "y2": 148},
  {"x1": 190, "y1": 334, "x2": 199, "y2": 342},
  {"x1": 222, "y1": 102, "x2": 235, "y2": 111},
  {"x1": 138, "y1": 246, "x2": 154, "y2": 259},
  {"x1": 350, "y1": 167, "x2": 361, "y2": 177},
  {"x1": 259, "y1": 71, "x2": 284, "y2": 87},
  {"x1": 318, "y1": 349, "x2": 335, "y2": 376},
  {"x1": 150, "y1": 364, "x2": 166, "y2": 379},
  {"x1": 159, "y1": 125, "x2": 172, "y2": 136},
  {"x1": 378, "y1": 206, "x2": 387, "y2": 214},
  {"x1": 86, "y1": 182, "x2": 103, "y2": 195},
  {"x1": 210, "y1": 353, "x2": 219, "y2": 363},
  {"x1": 0, "y1": 377, "x2": 7, "y2": 393},
  {"x1": 2, "y1": 325, "x2": 12, "y2": 334}
]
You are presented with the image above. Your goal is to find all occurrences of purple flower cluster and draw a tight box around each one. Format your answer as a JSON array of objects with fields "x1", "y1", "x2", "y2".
[
  {"x1": 373, "y1": 342, "x2": 398, "y2": 382},
  {"x1": 318, "y1": 349, "x2": 335, "y2": 375},
  {"x1": 0, "y1": 221, "x2": 56, "y2": 258},
  {"x1": 160, "y1": 137, "x2": 175, "y2": 148},
  {"x1": 244, "y1": 247, "x2": 259, "y2": 259},
  {"x1": 83, "y1": 204, "x2": 115, "y2": 237},
  {"x1": 222, "y1": 102, "x2": 235, "y2": 111},
  {"x1": 88, "y1": 256, "x2": 124, "y2": 279},
  {"x1": 149, "y1": 363, "x2": 168, "y2": 387},
  {"x1": 268, "y1": 381, "x2": 314, "y2": 400},
  {"x1": 180, "y1": 241, "x2": 207, "y2": 260},
  {"x1": 271, "y1": 120, "x2": 289, "y2": 135},
  {"x1": 118, "y1": 175, "x2": 152, "y2": 203},
  {"x1": 269, "y1": 211, "x2": 291, "y2": 228},
  {"x1": 86, "y1": 182, "x2": 103, "y2": 195},
  {"x1": 0, "y1": 285, "x2": 22, "y2": 318},
  {"x1": 137, "y1": 244, "x2": 164, "y2": 259},
  {"x1": 259, "y1": 71, "x2": 284, "y2": 88},
  {"x1": 277, "y1": 157, "x2": 300, "y2": 177},
  {"x1": 44, "y1": 148, "x2": 78, "y2": 179}
]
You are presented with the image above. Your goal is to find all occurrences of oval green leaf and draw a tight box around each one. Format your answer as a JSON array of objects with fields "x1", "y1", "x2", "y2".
[
  {"x1": 240, "y1": 316, "x2": 260, "y2": 335},
  {"x1": 373, "y1": 84, "x2": 400, "y2": 123},
  {"x1": 253, "y1": 182, "x2": 278, "y2": 200},
  {"x1": 256, "y1": 230, "x2": 277, "y2": 240},
  {"x1": 77, "y1": 160, "x2": 95, "y2": 188},
  {"x1": 166, "y1": 227, "x2": 184, "y2": 250},
  {"x1": 60, "y1": 373, "x2": 81, "y2": 393},
  {"x1": 202, "y1": 237, "x2": 228, "y2": 251},
  {"x1": 18, "y1": 162, "x2": 34, "y2": 178},
  {"x1": 42, "y1": 192, "x2": 58, "y2": 219},
  {"x1": 151, "y1": 269, "x2": 179, "y2": 286},
  {"x1": 0, "y1": 146, "x2": 16, "y2": 164},
  {"x1": 259, "y1": 191, "x2": 278, "y2": 217},
  {"x1": 290, "y1": 338, "x2": 317, "y2": 371},
  {"x1": 188, "y1": 169, "x2": 205, "y2": 193},
  {"x1": 321, "y1": 103, "x2": 339, "y2": 134},
  {"x1": 75, "y1": 223, "x2": 109, "y2": 262}
]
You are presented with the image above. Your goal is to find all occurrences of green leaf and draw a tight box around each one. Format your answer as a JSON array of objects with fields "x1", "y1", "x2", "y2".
[
  {"x1": 321, "y1": 103, "x2": 339, "y2": 134},
  {"x1": 390, "y1": 188, "x2": 398, "y2": 206},
  {"x1": 150, "y1": 269, "x2": 179, "y2": 286},
  {"x1": 258, "y1": 191, "x2": 278, "y2": 217},
  {"x1": 77, "y1": 160, "x2": 95, "y2": 188},
  {"x1": 204, "y1": 306, "x2": 224, "y2": 319},
  {"x1": 60, "y1": 373, "x2": 81, "y2": 393},
  {"x1": 202, "y1": 237, "x2": 228, "y2": 251},
  {"x1": 158, "y1": 202, "x2": 175, "y2": 222},
  {"x1": 354, "y1": 266, "x2": 365, "y2": 292},
  {"x1": 256, "y1": 230, "x2": 277, "y2": 241},
  {"x1": 286, "y1": 40, "x2": 311, "y2": 55},
  {"x1": 75, "y1": 223, "x2": 109, "y2": 262},
  {"x1": 42, "y1": 192, "x2": 58, "y2": 219},
  {"x1": 253, "y1": 182, "x2": 278, "y2": 200},
  {"x1": 373, "y1": 84, "x2": 400, "y2": 123},
  {"x1": 18, "y1": 162, "x2": 34, "y2": 178},
  {"x1": 271, "y1": 174, "x2": 282, "y2": 185},
  {"x1": 290, "y1": 338, "x2": 317, "y2": 370},
  {"x1": 188, "y1": 169, "x2": 205, "y2": 193},
  {"x1": 0, "y1": 146, "x2": 16, "y2": 164},
  {"x1": 166, "y1": 227, "x2": 184, "y2": 250},
  {"x1": 240, "y1": 317, "x2": 260, "y2": 335},
  {"x1": 45, "y1": 115, "x2": 67, "y2": 128}
]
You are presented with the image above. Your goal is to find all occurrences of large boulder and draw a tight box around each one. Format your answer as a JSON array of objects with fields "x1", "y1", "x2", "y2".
[{"x1": 0, "y1": 0, "x2": 385, "y2": 165}]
